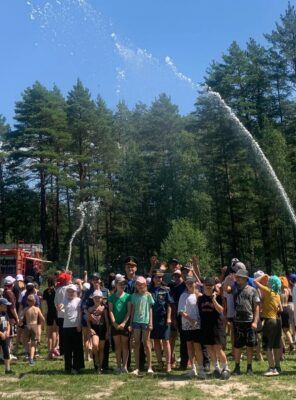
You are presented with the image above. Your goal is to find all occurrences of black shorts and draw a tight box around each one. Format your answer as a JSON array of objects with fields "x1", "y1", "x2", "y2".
[
  {"x1": 91, "y1": 324, "x2": 106, "y2": 341},
  {"x1": 46, "y1": 313, "x2": 58, "y2": 327},
  {"x1": 263, "y1": 319, "x2": 282, "y2": 349},
  {"x1": 201, "y1": 326, "x2": 226, "y2": 347},
  {"x1": 281, "y1": 308, "x2": 290, "y2": 329},
  {"x1": 234, "y1": 322, "x2": 257, "y2": 348},
  {"x1": 111, "y1": 325, "x2": 129, "y2": 337},
  {"x1": 150, "y1": 324, "x2": 171, "y2": 340},
  {"x1": 0, "y1": 338, "x2": 10, "y2": 360},
  {"x1": 183, "y1": 329, "x2": 202, "y2": 343}
]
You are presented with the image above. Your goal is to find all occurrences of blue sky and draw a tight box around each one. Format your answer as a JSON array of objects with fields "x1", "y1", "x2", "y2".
[{"x1": 0, "y1": 0, "x2": 295, "y2": 125}]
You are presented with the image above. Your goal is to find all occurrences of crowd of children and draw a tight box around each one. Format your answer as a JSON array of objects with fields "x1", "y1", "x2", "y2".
[{"x1": 0, "y1": 255, "x2": 296, "y2": 379}]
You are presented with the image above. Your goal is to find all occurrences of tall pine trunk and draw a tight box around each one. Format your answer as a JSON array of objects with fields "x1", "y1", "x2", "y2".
[
  {"x1": 40, "y1": 166, "x2": 47, "y2": 254},
  {"x1": 53, "y1": 176, "x2": 60, "y2": 261},
  {"x1": 0, "y1": 160, "x2": 6, "y2": 243}
]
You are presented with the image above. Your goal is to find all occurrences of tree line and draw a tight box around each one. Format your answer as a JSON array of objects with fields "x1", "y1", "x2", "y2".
[{"x1": 0, "y1": 3, "x2": 296, "y2": 276}]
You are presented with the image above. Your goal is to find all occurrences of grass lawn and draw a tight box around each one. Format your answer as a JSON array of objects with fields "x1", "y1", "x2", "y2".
[{"x1": 1, "y1": 341, "x2": 296, "y2": 400}]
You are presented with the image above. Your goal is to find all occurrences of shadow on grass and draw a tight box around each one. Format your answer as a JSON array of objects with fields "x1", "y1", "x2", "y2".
[{"x1": 19, "y1": 368, "x2": 97, "y2": 378}]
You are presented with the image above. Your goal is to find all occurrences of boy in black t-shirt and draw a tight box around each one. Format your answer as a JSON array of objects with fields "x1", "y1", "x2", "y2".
[
  {"x1": 0, "y1": 298, "x2": 14, "y2": 374},
  {"x1": 198, "y1": 277, "x2": 230, "y2": 380}
]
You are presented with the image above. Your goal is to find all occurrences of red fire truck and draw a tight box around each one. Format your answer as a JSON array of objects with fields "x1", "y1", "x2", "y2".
[{"x1": 0, "y1": 241, "x2": 51, "y2": 280}]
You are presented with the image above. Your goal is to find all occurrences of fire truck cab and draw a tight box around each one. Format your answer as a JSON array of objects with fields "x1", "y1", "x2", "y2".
[{"x1": 0, "y1": 242, "x2": 45, "y2": 282}]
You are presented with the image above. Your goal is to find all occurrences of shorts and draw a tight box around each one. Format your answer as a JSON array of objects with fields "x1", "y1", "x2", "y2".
[
  {"x1": 281, "y1": 308, "x2": 290, "y2": 329},
  {"x1": 233, "y1": 322, "x2": 257, "y2": 348},
  {"x1": 132, "y1": 322, "x2": 149, "y2": 332},
  {"x1": 201, "y1": 326, "x2": 226, "y2": 347},
  {"x1": 0, "y1": 338, "x2": 10, "y2": 360},
  {"x1": 256, "y1": 318, "x2": 263, "y2": 333},
  {"x1": 24, "y1": 325, "x2": 38, "y2": 341},
  {"x1": 111, "y1": 325, "x2": 129, "y2": 337},
  {"x1": 46, "y1": 313, "x2": 58, "y2": 327},
  {"x1": 263, "y1": 319, "x2": 282, "y2": 350},
  {"x1": 90, "y1": 324, "x2": 107, "y2": 341},
  {"x1": 183, "y1": 329, "x2": 202, "y2": 343},
  {"x1": 150, "y1": 324, "x2": 171, "y2": 340}
]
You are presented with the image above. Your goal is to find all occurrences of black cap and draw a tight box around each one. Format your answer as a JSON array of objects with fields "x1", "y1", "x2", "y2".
[
  {"x1": 25, "y1": 276, "x2": 34, "y2": 284},
  {"x1": 203, "y1": 277, "x2": 216, "y2": 286},
  {"x1": 124, "y1": 256, "x2": 138, "y2": 266},
  {"x1": 168, "y1": 258, "x2": 179, "y2": 264},
  {"x1": 185, "y1": 276, "x2": 196, "y2": 284}
]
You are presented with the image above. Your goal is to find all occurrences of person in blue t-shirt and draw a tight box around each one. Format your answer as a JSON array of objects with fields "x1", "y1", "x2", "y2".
[{"x1": 149, "y1": 270, "x2": 174, "y2": 373}]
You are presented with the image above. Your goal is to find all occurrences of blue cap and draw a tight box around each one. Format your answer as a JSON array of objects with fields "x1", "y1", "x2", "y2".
[{"x1": 0, "y1": 298, "x2": 12, "y2": 306}]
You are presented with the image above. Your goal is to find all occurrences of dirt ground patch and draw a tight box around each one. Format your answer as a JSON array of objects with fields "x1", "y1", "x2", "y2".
[
  {"x1": 158, "y1": 379, "x2": 260, "y2": 399},
  {"x1": 0, "y1": 377, "x2": 19, "y2": 383},
  {"x1": 84, "y1": 381, "x2": 125, "y2": 399},
  {"x1": 0, "y1": 391, "x2": 57, "y2": 400}
]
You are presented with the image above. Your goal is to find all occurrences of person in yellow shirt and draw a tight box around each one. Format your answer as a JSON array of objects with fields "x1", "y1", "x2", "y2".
[{"x1": 255, "y1": 274, "x2": 282, "y2": 377}]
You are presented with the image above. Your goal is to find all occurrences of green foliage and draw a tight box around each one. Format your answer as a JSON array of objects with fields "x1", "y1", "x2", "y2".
[{"x1": 160, "y1": 219, "x2": 212, "y2": 273}]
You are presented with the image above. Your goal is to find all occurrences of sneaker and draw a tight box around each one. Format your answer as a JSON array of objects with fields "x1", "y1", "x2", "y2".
[
  {"x1": 214, "y1": 368, "x2": 221, "y2": 379},
  {"x1": 131, "y1": 369, "x2": 139, "y2": 376},
  {"x1": 246, "y1": 368, "x2": 254, "y2": 376},
  {"x1": 264, "y1": 368, "x2": 279, "y2": 377},
  {"x1": 113, "y1": 367, "x2": 122, "y2": 373},
  {"x1": 71, "y1": 368, "x2": 78, "y2": 375},
  {"x1": 121, "y1": 367, "x2": 129, "y2": 374},
  {"x1": 204, "y1": 362, "x2": 211, "y2": 372},
  {"x1": 220, "y1": 368, "x2": 231, "y2": 380},
  {"x1": 147, "y1": 368, "x2": 154, "y2": 375},
  {"x1": 275, "y1": 365, "x2": 281, "y2": 373},
  {"x1": 232, "y1": 366, "x2": 241, "y2": 376},
  {"x1": 197, "y1": 369, "x2": 206, "y2": 380},
  {"x1": 186, "y1": 368, "x2": 197, "y2": 378},
  {"x1": 5, "y1": 370, "x2": 15, "y2": 375},
  {"x1": 29, "y1": 359, "x2": 35, "y2": 366}
]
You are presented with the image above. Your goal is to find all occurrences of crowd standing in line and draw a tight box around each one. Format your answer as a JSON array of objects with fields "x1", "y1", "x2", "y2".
[{"x1": 0, "y1": 255, "x2": 296, "y2": 380}]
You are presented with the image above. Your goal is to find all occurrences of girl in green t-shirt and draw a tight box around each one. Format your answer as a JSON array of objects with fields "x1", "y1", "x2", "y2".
[{"x1": 108, "y1": 277, "x2": 131, "y2": 373}]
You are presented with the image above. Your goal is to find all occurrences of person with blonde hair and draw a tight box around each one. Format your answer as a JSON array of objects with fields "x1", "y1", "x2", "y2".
[
  {"x1": 178, "y1": 276, "x2": 204, "y2": 379},
  {"x1": 130, "y1": 276, "x2": 155, "y2": 376}
]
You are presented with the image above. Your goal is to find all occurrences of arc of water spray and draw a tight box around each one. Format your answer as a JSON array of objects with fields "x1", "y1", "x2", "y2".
[
  {"x1": 205, "y1": 87, "x2": 296, "y2": 227},
  {"x1": 65, "y1": 202, "x2": 87, "y2": 271},
  {"x1": 165, "y1": 56, "x2": 296, "y2": 228}
]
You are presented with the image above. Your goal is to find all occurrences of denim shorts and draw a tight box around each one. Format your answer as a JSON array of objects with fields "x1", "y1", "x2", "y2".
[{"x1": 132, "y1": 322, "x2": 149, "y2": 331}]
